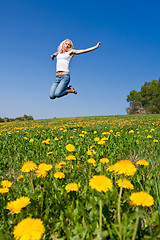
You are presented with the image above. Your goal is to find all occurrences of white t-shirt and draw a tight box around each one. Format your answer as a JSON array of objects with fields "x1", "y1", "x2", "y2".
[{"x1": 56, "y1": 51, "x2": 73, "y2": 72}]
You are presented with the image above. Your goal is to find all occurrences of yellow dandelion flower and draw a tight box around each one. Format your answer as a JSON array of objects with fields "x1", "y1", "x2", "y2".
[
  {"x1": 79, "y1": 134, "x2": 85, "y2": 137},
  {"x1": 102, "y1": 132, "x2": 110, "y2": 135},
  {"x1": 129, "y1": 130, "x2": 134, "y2": 134},
  {"x1": 106, "y1": 165, "x2": 115, "y2": 171},
  {"x1": 36, "y1": 168, "x2": 47, "y2": 178},
  {"x1": 106, "y1": 160, "x2": 137, "y2": 176},
  {"x1": 137, "y1": 159, "x2": 149, "y2": 166},
  {"x1": 153, "y1": 139, "x2": 158, "y2": 143},
  {"x1": 38, "y1": 163, "x2": 53, "y2": 171},
  {"x1": 90, "y1": 145, "x2": 95, "y2": 149},
  {"x1": 101, "y1": 137, "x2": 108, "y2": 141},
  {"x1": 42, "y1": 139, "x2": 50, "y2": 144},
  {"x1": 100, "y1": 158, "x2": 109, "y2": 164},
  {"x1": 13, "y1": 217, "x2": 45, "y2": 240},
  {"x1": 29, "y1": 139, "x2": 34, "y2": 142},
  {"x1": 147, "y1": 135, "x2": 152, "y2": 139},
  {"x1": 89, "y1": 175, "x2": 112, "y2": 192},
  {"x1": 116, "y1": 179, "x2": 134, "y2": 190},
  {"x1": 129, "y1": 192, "x2": 154, "y2": 207},
  {"x1": 6, "y1": 197, "x2": 31, "y2": 214},
  {"x1": 87, "y1": 158, "x2": 96, "y2": 167},
  {"x1": 47, "y1": 151, "x2": 52, "y2": 155},
  {"x1": 36, "y1": 163, "x2": 52, "y2": 177},
  {"x1": 66, "y1": 144, "x2": 75, "y2": 152},
  {"x1": 87, "y1": 149, "x2": 96, "y2": 156},
  {"x1": 94, "y1": 137, "x2": 100, "y2": 142},
  {"x1": 54, "y1": 172, "x2": 65, "y2": 179},
  {"x1": 94, "y1": 131, "x2": 97, "y2": 134},
  {"x1": 88, "y1": 158, "x2": 96, "y2": 164},
  {"x1": 65, "y1": 183, "x2": 80, "y2": 193},
  {"x1": 55, "y1": 163, "x2": 62, "y2": 169},
  {"x1": 0, "y1": 188, "x2": 9, "y2": 194},
  {"x1": 66, "y1": 154, "x2": 76, "y2": 160},
  {"x1": 17, "y1": 175, "x2": 24, "y2": 180},
  {"x1": 98, "y1": 140, "x2": 105, "y2": 145},
  {"x1": 54, "y1": 137, "x2": 59, "y2": 140},
  {"x1": 59, "y1": 161, "x2": 67, "y2": 166},
  {"x1": 21, "y1": 161, "x2": 37, "y2": 172},
  {"x1": 23, "y1": 137, "x2": 28, "y2": 140},
  {"x1": 1, "y1": 180, "x2": 12, "y2": 188}
]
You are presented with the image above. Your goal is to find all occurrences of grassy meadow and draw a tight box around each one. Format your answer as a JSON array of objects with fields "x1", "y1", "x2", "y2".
[{"x1": 0, "y1": 115, "x2": 160, "y2": 239}]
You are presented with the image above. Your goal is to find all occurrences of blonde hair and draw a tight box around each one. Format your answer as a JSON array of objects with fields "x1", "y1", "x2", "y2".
[{"x1": 57, "y1": 39, "x2": 74, "y2": 53}]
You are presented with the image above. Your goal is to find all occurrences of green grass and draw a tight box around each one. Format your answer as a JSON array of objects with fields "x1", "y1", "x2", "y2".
[{"x1": 0, "y1": 115, "x2": 160, "y2": 239}]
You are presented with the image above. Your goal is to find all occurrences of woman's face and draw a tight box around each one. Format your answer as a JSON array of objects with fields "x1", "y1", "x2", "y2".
[{"x1": 63, "y1": 40, "x2": 72, "y2": 52}]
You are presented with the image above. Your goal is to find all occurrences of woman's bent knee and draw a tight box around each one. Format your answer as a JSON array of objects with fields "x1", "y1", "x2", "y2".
[{"x1": 54, "y1": 91, "x2": 61, "y2": 98}]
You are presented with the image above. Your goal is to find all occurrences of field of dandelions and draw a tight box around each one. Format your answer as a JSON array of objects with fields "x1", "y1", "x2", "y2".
[{"x1": 0, "y1": 115, "x2": 160, "y2": 240}]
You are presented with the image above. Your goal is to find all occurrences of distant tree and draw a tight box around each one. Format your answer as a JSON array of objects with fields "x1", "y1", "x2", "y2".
[
  {"x1": 0, "y1": 118, "x2": 4, "y2": 123},
  {"x1": 23, "y1": 115, "x2": 34, "y2": 120},
  {"x1": 0, "y1": 115, "x2": 34, "y2": 122},
  {"x1": 126, "y1": 100, "x2": 145, "y2": 114},
  {"x1": 127, "y1": 78, "x2": 160, "y2": 114}
]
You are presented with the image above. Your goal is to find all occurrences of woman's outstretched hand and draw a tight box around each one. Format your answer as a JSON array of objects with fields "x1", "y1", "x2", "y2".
[
  {"x1": 51, "y1": 52, "x2": 58, "y2": 61},
  {"x1": 96, "y1": 42, "x2": 101, "y2": 48},
  {"x1": 51, "y1": 55, "x2": 56, "y2": 61}
]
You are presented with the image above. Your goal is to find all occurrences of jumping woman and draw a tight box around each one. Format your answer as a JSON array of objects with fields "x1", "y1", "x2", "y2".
[{"x1": 50, "y1": 39, "x2": 101, "y2": 99}]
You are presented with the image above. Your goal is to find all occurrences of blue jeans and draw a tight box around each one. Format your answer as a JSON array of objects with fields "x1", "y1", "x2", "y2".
[{"x1": 49, "y1": 74, "x2": 70, "y2": 99}]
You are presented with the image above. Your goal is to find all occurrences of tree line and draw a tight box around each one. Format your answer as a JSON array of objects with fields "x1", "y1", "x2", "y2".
[
  {"x1": 0, "y1": 114, "x2": 34, "y2": 123},
  {"x1": 127, "y1": 78, "x2": 160, "y2": 114}
]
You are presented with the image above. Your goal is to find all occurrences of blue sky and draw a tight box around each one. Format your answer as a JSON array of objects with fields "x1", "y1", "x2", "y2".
[{"x1": 0, "y1": 0, "x2": 160, "y2": 119}]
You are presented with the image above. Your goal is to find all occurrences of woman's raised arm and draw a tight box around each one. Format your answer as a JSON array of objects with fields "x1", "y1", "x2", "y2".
[{"x1": 70, "y1": 42, "x2": 101, "y2": 55}]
